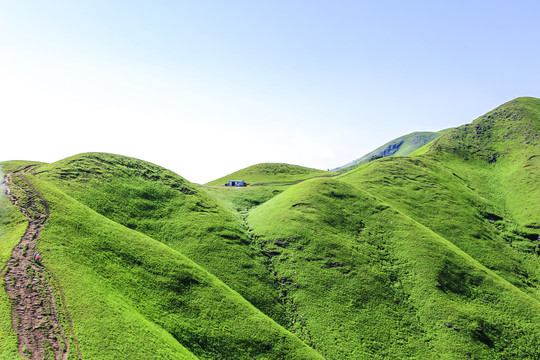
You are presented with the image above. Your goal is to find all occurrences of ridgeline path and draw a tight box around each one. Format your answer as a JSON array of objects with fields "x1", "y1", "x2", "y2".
[{"x1": 3, "y1": 173, "x2": 82, "y2": 360}]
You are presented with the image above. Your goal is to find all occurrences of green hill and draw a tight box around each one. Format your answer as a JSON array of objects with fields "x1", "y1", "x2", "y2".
[
  {"x1": 1, "y1": 97, "x2": 539, "y2": 359},
  {"x1": 30, "y1": 153, "x2": 291, "y2": 326},
  {"x1": 430, "y1": 97, "x2": 540, "y2": 227},
  {"x1": 1, "y1": 154, "x2": 322, "y2": 359},
  {"x1": 205, "y1": 163, "x2": 331, "y2": 186},
  {"x1": 246, "y1": 97, "x2": 540, "y2": 358},
  {"x1": 334, "y1": 130, "x2": 452, "y2": 173},
  {"x1": 248, "y1": 177, "x2": 540, "y2": 359}
]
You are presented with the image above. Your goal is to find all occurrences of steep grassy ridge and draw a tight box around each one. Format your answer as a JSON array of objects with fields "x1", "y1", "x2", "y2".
[
  {"x1": 248, "y1": 177, "x2": 540, "y2": 359},
  {"x1": 339, "y1": 98, "x2": 540, "y2": 299},
  {"x1": 205, "y1": 163, "x2": 331, "y2": 186},
  {"x1": 431, "y1": 97, "x2": 540, "y2": 227}
]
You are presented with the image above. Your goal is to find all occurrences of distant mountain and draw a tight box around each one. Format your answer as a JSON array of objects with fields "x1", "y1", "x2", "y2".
[
  {"x1": 333, "y1": 129, "x2": 452, "y2": 172},
  {"x1": 1, "y1": 97, "x2": 539, "y2": 359}
]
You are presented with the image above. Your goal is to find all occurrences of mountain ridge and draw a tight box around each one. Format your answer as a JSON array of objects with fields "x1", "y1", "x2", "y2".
[{"x1": 332, "y1": 129, "x2": 453, "y2": 173}]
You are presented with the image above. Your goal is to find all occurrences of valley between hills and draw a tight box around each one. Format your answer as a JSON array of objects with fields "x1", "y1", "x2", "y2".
[{"x1": 1, "y1": 97, "x2": 539, "y2": 359}]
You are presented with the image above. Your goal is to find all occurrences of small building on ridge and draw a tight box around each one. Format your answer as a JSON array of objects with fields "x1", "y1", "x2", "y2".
[{"x1": 227, "y1": 180, "x2": 245, "y2": 187}]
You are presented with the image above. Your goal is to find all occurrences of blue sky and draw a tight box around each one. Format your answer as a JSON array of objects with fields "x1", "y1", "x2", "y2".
[{"x1": 1, "y1": 1, "x2": 539, "y2": 183}]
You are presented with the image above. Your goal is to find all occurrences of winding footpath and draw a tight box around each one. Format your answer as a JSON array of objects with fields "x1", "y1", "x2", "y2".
[{"x1": 3, "y1": 173, "x2": 80, "y2": 360}]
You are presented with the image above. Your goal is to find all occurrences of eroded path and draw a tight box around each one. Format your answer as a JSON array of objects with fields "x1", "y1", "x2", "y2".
[{"x1": 3, "y1": 173, "x2": 78, "y2": 360}]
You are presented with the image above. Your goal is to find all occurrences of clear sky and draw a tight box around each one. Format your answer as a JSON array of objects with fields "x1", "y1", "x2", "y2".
[{"x1": 1, "y1": 1, "x2": 539, "y2": 183}]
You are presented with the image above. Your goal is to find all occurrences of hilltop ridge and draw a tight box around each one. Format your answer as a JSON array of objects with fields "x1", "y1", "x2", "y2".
[{"x1": 205, "y1": 163, "x2": 331, "y2": 186}]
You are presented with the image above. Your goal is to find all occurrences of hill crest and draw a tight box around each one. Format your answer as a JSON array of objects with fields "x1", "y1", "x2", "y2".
[{"x1": 205, "y1": 162, "x2": 331, "y2": 186}]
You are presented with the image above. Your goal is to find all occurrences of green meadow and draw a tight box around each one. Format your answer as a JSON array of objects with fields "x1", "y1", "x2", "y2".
[{"x1": 1, "y1": 97, "x2": 539, "y2": 359}]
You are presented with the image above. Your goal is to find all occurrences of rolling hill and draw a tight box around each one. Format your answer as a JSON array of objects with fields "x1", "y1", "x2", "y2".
[
  {"x1": 204, "y1": 163, "x2": 331, "y2": 186},
  {"x1": 1, "y1": 158, "x2": 322, "y2": 360},
  {"x1": 1, "y1": 96, "x2": 539, "y2": 359}
]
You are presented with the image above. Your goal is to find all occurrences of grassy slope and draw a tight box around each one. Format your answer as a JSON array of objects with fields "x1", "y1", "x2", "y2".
[
  {"x1": 246, "y1": 97, "x2": 540, "y2": 358},
  {"x1": 333, "y1": 129, "x2": 452, "y2": 172},
  {"x1": 201, "y1": 184, "x2": 288, "y2": 218},
  {"x1": 0, "y1": 161, "x2": 46, "y2": 175},
  {"x1": 247, "y1": 177, "x2": 540, "y2": 359},
  {"x1": 431, "y1": 97, "x2": 540, "y2": 227},
  {"x1": 3, "y1": 174, "x2": 322, "y2": 359},
  {"x1": 339, "y1": 98, "x2": 540, "y2": 297},
  {"x1": 205, "y1": 163, "x2": 331, "y2": 186},
  {"x1": 339, "y1": 156, "x2": 540, "y2": 299},
  {"x1": 32, "y1": 153, "x2": 289, "y2": 326}
]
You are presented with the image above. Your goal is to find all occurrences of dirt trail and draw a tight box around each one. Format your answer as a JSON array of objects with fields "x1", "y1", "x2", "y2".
[{"x1": 3, "y1": 173, "x2": 80, "y2": 360}]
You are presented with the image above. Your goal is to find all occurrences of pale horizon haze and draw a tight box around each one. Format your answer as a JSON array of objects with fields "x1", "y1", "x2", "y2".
[{"x1": 1, "y1": 1, "x2": 540, "y2": 183}]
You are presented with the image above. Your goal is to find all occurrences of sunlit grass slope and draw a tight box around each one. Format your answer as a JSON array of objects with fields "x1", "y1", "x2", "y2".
[
  {"x1": 248, "y1": 177, "x2": 540, "y2": 359},
  {"x1": 431, "y1": 96, "x2": 540, "y2": 227},
  {"x1": 339, "y1": 156, "x2": 540, "y2": 299},
  {"x1": 205, "y1": 163, "x2": 331, "y2": 186},
  {"x1": 339, "y1": 97, "x2": 540, "y2": 300},
  {"x1": 4, "y1": 174, "x2": 323, "y2": 359},
  {"x1": 34, "y1": 153, "x2": 288, "y2": 325}
]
